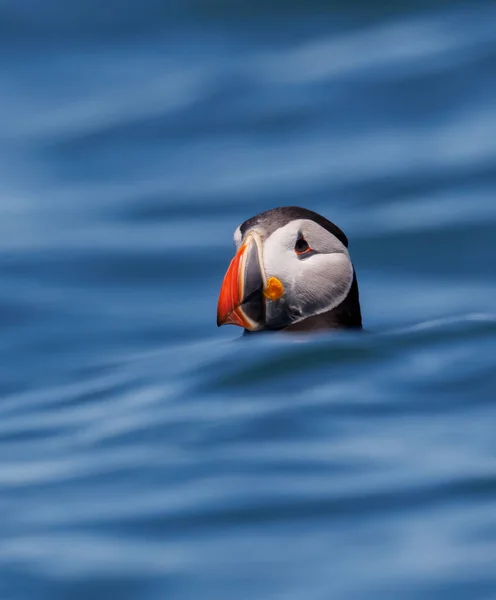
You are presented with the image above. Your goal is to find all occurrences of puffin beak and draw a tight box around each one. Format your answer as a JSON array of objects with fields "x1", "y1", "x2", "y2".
[{"x1": 217, "y1": 233, "x2": 265, "y2": 330}]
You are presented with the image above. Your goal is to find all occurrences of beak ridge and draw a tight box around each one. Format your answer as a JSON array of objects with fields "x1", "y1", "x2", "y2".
[
  {"x1": 217, "y1": 234, "x2": 264, "y2": 330},
  {"x1": 216, "y1": 244, "x2": 246, "y2": 327}
]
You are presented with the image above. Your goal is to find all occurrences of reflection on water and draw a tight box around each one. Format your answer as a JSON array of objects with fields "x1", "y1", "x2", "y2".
[{"x1": 0, "y1": 1, "x2": 496, "y2": 599}]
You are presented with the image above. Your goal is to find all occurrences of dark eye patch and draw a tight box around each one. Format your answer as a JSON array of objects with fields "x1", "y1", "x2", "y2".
[{"x1": 294, "y1": 234, "x2": 311, "y2": 255}]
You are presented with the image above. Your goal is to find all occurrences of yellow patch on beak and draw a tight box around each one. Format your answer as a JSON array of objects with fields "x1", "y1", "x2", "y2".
[{"x1": 263, "y1": 277, "x2": 284, "y2": 301}]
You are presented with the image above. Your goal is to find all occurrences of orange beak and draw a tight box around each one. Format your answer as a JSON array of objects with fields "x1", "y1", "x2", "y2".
[{"x1": 217, "y1": 234, "x2": 264, "y2": 330}]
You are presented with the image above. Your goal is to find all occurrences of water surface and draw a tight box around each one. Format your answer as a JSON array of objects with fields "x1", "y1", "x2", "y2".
[{"x1": 1, "y1": 1, "x2": 496, "y2": 598}]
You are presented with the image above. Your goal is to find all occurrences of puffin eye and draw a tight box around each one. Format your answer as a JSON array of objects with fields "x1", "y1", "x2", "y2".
[{"x1": 294, "y1": 235, "x2": 311, "y2": 255}]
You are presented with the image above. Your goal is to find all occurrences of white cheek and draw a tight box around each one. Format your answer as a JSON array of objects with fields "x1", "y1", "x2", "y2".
[
  {"x1": 295, "y1": 253, "x2": 353, "y2": 315},
  {"x1": 263, "y1": 245, "x2": 353, "y2": 320},
  {"x1": 263, "y1": 226, "x2": 298, "y2": 280},
  {"x1": 263, "y1": 245, "x2": 298, "y2": 285},
  {"x1": 263, "y1": 220, "x2": 354, "y2": 321}
]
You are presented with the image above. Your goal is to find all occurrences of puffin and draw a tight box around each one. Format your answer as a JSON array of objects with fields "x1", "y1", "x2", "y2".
[{"x1": 217, "y1": 206, "x2": 362, "y2": 333}]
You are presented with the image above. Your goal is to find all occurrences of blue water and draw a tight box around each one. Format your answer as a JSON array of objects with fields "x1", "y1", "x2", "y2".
[{"x1": 1, "y1": 1, "x2": 496, "y2": 598}]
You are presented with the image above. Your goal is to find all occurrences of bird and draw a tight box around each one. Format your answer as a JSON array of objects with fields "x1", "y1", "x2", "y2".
[{"x1": 217, "y1": 206, "x2": 362, "y2": 333}]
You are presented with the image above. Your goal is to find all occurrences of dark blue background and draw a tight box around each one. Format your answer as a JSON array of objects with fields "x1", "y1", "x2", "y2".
[{"x1": 1, "y1": 1, "x2": 495, "y2": 598}]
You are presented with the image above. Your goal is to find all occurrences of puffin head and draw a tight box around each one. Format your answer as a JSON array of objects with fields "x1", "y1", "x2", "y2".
[{"x1": 217, "y1": 207, "x2": 362, "y2": 333}]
